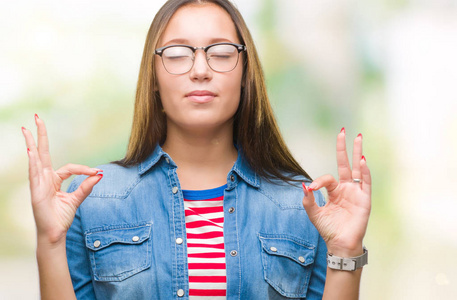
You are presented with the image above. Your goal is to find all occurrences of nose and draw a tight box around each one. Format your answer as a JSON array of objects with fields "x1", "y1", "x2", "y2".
[{"x1": 189, "y1": 50, "x2": 212, "y2": 81}]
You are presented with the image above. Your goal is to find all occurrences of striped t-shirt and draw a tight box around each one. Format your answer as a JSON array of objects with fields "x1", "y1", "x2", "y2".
[{"x1": 182, "y1": 184, "x2": 227, "y2": 299}]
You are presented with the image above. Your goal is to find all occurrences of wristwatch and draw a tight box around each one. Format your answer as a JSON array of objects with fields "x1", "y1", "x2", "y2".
[{"x1": 327, "y1": 247, "x2": 368, "y2": 271}]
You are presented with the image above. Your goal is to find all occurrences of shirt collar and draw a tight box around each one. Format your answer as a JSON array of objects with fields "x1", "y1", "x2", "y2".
[
  {"x1": 230, "y1": 147, "x2": 260, "y2": 188},
  {"x1": 137, "y1": 144, "x2": 260, "y2": 188},
  {"x1": 138, "y1": 145, "x2": 169, "y2": 175}
]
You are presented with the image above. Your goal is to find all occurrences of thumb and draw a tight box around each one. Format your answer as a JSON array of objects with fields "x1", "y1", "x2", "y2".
[
  {"x1": 301, "y1": 182, "x2": 320, "y2": 223},
  {"x1": 70, "y1": 174, "x2": 103, "y2": 208}
]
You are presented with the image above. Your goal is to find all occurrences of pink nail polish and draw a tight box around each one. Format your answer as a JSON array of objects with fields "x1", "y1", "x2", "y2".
[
  {"x1": 96, "y1": 174, "x2": 103, "y2": 182},
  {"x1": 340, "y1": 127, "x2": 345, "y2": 134},
  {"x1": 21, "y1": 126, "x2": 26, "y2": 132},
  {"x1": 27, "y1": 148, "x2": 30, "y2": 155},
  {"x1": 362, "y1": 155, "x2": 366, "y2": 161},
  {"x1": 358, "y1": 133, "x2": 362, "y2": 139},
  {"x1": 35, "y1": 114, "x2": 39, "y2": 121},
  {"x1": 302, "y1": 182, "x2": 308, "y2": 196}
]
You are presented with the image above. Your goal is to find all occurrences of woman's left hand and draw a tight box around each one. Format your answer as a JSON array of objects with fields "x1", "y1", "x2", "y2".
[{"x1": 302, "y1": 128, "x2": 371, "y2": 256}]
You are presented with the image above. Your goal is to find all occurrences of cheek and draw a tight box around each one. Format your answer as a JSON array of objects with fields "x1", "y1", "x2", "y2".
[
  {"x1": 155, "y1": 66, "x2": 179, "y2": 110},
  {"x1": 155, "y1": 55, "x2": 177, "y2": 93},
  {"x1": 157, "y1": 87, "x2": 178, "y2": 114},
  {"x1": 227, "y1": 70, "x2": 243, "y2": 106}
]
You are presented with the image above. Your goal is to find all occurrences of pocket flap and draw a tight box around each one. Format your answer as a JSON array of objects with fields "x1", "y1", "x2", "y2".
[
  {"x1": 85, "y1": 224, "x2": 152, "y2": 251},
  {"x1": 259, "y1": 234, "x2": 315, "y2": 266}
]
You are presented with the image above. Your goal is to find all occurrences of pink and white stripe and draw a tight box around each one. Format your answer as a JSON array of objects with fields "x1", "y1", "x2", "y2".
[{"x1": 184, "y1": 195, "x2": 227, "y2": 299}]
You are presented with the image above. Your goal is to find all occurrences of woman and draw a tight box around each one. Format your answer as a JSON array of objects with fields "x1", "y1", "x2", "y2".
[{"x1": 22, "y1": 0, "x2": 371, "y2": 299}]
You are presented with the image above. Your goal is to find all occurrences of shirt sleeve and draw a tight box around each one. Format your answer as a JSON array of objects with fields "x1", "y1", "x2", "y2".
[
  {"x1": 306, "y1": 189, "x2": 328, "y2": 298},
  {"x1": 66, "y1": 177, "x2": 97, "y2": 299}
]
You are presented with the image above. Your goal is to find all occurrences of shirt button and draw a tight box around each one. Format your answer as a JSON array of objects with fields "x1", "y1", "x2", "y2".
[
  {"x1": 230, "y1": 175, "x2": 235, "y2": 182},
  {"x1": 132, "y1": 236, "x2": 140, "y2": 242},
  {"x1": 93, "y1": 240, "x2": 101, "y2": 248},
  {"x1": 230, "y1": 250, "x2": 238, "y2": 257},
  {"x1": 165, "y1": 157, "x2": 170, "y2": 164},
  {"x1": 270, "y1": 246, "x2": 277, "y2": 252},
  {"x1": 228, "y1": 207, "x2": 235, "y2": 213},
  {"x1": 177, "y1": 289, "x2": 185, "y2": 297},
  {"x1": 298, "y1": 256, "x2": 305, "y2": 263},
  {"x1": 176, "y1": 237, "x2": 183, "y2": 245},
  {"x1": 172, "y1": 186, "x2": 179, "y2": 194}
]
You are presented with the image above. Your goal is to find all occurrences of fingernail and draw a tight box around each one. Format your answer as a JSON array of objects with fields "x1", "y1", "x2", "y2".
[
  {"x1": 309, "y1": 182, "x2": 317, "y2": 190},
  {"x1": 362, "y1": 155, "x2": 366, "y2": 161},
  {"x1": 35, "y1": 114, "x2": 39, "y2": 121},
  {"x1": 358, "y1": 133, "x2": 362, "y2": 139},
  {"x1": 91, "y1": 168, "x2": 103, "y2": 172},
  {"x1": 27, "y1": 148, "x2": 30, "y2": 154},
  {"x1": 21, "y1": 126, "x2": 26, "y2": 132},
  {"x1": 340, "y1": 127, "x2": 345, "y2": 134},
  {"x1": 96, "y1": 174, "x2": 103, "y2": 181},
  {"x1": 302, "y1": 182, "x2": 308, "y2": 196}
]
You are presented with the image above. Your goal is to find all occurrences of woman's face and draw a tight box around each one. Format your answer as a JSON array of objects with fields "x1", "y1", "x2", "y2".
[{"x1": 156, "y1": 4, "x2": 243, "y2": 134}]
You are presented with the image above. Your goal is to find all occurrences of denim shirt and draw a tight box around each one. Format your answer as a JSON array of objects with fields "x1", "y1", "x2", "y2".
[{"x1": 66, "y1": 145, "x2": 328, "y2": 299}]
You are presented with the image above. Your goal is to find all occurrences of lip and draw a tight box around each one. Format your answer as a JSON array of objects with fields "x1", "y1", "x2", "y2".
[{"x1": 185, "y1": 90, "x2": 216, "y2": 103}]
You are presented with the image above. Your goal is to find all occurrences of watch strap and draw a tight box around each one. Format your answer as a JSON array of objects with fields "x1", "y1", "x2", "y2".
[{"x1": 327, "y1": 246, "x2": 368, "y2": 271}]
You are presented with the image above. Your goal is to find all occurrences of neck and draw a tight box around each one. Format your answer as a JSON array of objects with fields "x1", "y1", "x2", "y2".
[{"x1": 162, "y1": 122, "x2": 238, "y2": 190}]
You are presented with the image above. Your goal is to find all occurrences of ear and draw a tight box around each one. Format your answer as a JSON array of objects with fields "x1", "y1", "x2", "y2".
[
  {"x1": 152, "y1": 68, "x2": 160, "y2": 92},
  {"x1": 154, "y1": 91, "x2": 165, "y2": 113},
  {"x1": 241, "y1": 53, "x2": 248, "y2": 88},
  {"x1": 153, "y1": 81, "x2": 159, "y2": 92},
  {"x1": 241, "y1": 70, "x2": 246, "y2": 89}
]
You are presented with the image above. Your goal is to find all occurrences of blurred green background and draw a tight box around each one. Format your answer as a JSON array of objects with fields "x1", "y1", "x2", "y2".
[{"x1": 1, "y1": 0, "x2": 457, "y2": 298}]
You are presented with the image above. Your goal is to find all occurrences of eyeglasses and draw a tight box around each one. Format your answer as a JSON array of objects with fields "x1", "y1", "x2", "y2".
[{"x1": 154, "y1": 42, "x2": 246, "y2": 75}]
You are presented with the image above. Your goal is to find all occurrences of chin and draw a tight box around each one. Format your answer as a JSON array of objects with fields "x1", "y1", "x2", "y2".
[
  {"x1": 186, "y1": 121, "x2": 227, "y2": 130},
  {"x1": 181, "y1": 118, "x2": 234, "y2": 132}
]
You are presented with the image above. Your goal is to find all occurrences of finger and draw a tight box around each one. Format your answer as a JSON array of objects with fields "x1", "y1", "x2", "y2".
[
  {"x1": 26, "y1": 146, "x2": 40, "y2": 189},
  {"x1": 351, "y1": 133, "x2": 363, "y2": 181},
  {"x1": 309, "y1": 174, "x2": 339, "y2": 194},
  {"x1": 336, "y1": 128, "x2": 352, "y2": 182},
  {"x1": 301, "y1": 182, "x2": 321, "y2": 224},
  {"x1": 56, "y1": 164, "x2": 103, "y2": 181},
  {"x1": 360, "y1": 156, "x2": 371, "y2": 195},
  {"x1": 22, "y1": 127, "x2": 43, "y2": 183},
  {"x1": 70, "y1": 174, "x2": 103, "y2": 208},
  {"x1": 35, "y1": 114, "x2": 53, "y2": 171}
]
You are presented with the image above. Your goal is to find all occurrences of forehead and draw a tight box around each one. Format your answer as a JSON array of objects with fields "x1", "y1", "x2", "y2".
[{"x1": 159, "y1": 3, "x2": 239, "y2": 46}]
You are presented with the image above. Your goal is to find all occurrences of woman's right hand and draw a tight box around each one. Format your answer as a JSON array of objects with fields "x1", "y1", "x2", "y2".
[{"x1": 22, "y1": 114, "x2": 103, "y2": 246}]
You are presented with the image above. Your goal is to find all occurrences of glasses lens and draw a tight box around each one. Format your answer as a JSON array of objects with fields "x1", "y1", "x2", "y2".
[
  {"x1": 162, "y1": 46, "x2": 194, "y2": 74},
  {"x1": 207, "y1": 44, "x2": 239, "y2": 72}
]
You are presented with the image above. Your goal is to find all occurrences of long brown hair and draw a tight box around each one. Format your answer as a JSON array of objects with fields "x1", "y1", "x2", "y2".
[{"x1": 114, "y1": 0, "x2": 312, "y2": 182}]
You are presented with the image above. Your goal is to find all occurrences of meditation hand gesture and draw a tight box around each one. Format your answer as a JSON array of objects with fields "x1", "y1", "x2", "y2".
[
  {"x1": 22, "y1": 115, "x2": 103, "y2": 246},
  {"x1": 302, "y1": 128, "x2": 372, "y2": 256}
]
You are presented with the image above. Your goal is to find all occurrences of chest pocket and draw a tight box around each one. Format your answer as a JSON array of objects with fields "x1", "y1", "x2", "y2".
[
  {"x1": 85, "y1": 223, "x2": 152, "y2": 282},
  {"x1": 259, "y1": 234, "x2": 316, "y2": 299}
]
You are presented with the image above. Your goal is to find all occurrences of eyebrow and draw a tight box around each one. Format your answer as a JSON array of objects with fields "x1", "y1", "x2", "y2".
[{"x1": 161, "y1": 38, "x2": 236, "y2": 47}]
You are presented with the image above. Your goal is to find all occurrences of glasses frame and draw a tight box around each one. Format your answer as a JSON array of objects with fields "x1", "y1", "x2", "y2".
[{"x1": 154, "y1": 42, "x2": 247, "y2": 75}]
